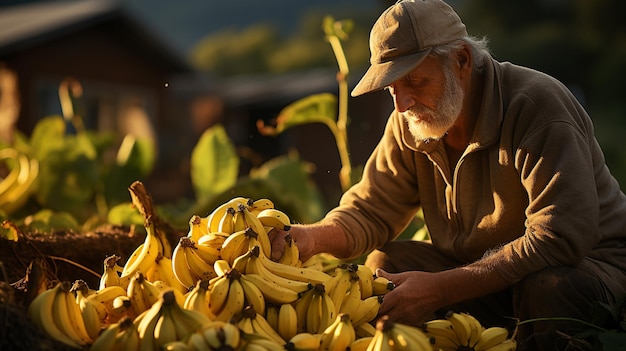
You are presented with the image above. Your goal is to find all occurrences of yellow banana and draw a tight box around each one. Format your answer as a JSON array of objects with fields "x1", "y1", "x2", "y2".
[
  {"x1": 423, "y1": 318, "x2": 461, "y2": 347},
  {"x1": 207, "y1": 274, "x2": 231, "y2": 315},
  {"x1": 244, "y1": 305, "x2": 286, "y2": 346},
  {"x1": 146, "y1": 254, "x2": 187, "y2": 294},
  {"x1": 27, "y1": 283, "x2": 83, "y2": 349},
  {"x1": 195, "y1": 236, "x2": 222, "y2": 265},
  {"x1": 53, "y1": 281, "x2": 93, "y2": 346},
  {"x1": 306, "y1": 284, "x2": 335, "y2": 334},
  {"x1": 351, "y1": 295, "x2": 383, "y2": 327},
  {"x1": 482, "y1": 338, "x2": 517, "y2": 351},
  {"x1": 239, "y1": 273, "x2": 266, "y2": 315},
  {"x1": 109, "y1": 295, "x2": 133, "y2": 323},
  {"x1": 222, "y1": 321, "x2": 242, "y2": 349},
  {"x1": 207, "y1": 197, "x2": 249, "y2": 233},
  {"x1": 161, "y1": 340, "x2": 190, "y2": 351},
  {"x1": 184, "y1": 239, "x2": 218, "y2": 282},
  {"x1": 197, "y1": 231, "x2": 229, "y2": 254},
  {"x1": 240, "y1": 272, "x2": 301, "y2": 304},
  {"x1": 285, "y1": 332, "x2": 323, "y2": 351},
  {"x1": 219, "y1": 206, "x2": 238, "y2": 234},
  {"x1": 89, "y1": 316, "x2": 138, "y2": 351},
  {"x1": 214, "y1": 259, "x2": 232, "y2": 277},
  {"x1": 214, "y1": 278, "x2": 245, "y2": 322},
  {"x1": 278, "y1": 233, "x2": 301, "y2": 267},
  {"x1": 0, "y1": 150, "x2": 38, "y2": 214},
  {"x1": 355, "y1": 321, "x2": 377, "y2": 338},
  {"x1": 327, "y1": 265, "x2": 352, "y2": 312},
  {"x1": 99, "y1": 254, "x2": 124, "y2": 290},
  {"x1": 319, "y1": 313, "x2": 355, "y2": 351},
  {"x1": 72, "y1": 280, "x2": 103, "y2": 340},
  {"x1": 255, "y1": 245, "x2": 331, "y2": 285},
  {"x1": 474, "y1": 326, "x2": 511, "y2": 351},
  {"x1": 277, "y1": 302, "x2": 298, "y2": 341},
  {"x1": 354, "y1": 264, "x2": 374, "y2": 299},
  {"x1": 249, "y1": 198, "x2": 275, "y2": 215},
  {"x1": 265, "y1": 303, "x2": 280, "y2": 331},
  {"x1": 183, "y1": 279, "x2": 215, "y2": 319},
  {"x1": 348, "y1": 336, "x2": 374, "y2": 351},
  {"x1": 294, "y1": 287, "x2": 315, "y2": 334},
  {"x1": 256, "y1": 208, "x2": 292, "y2": 231},
  {"x1": 371, "y1": 275, "x2": 395, "y2": 296},
  {"x1": 462, "y1": 312, "x2": 485, "y2": 348},
  {"x1": 172, "y1": 236, "x2": 197, "y2": 290},
  {"x1": 447, "y1": 311, "x2": 473, "y2": 347},
  {"x1": 187, "y1": 214, "x2": 209, "y2": 242},
  {"x1": 220, "y1": 228, "x2": 254, "y2": 265},
  {"x1": 388, "y1": 321, "x2": 434, "y2": 351},
  {"x1": 241, "y1": 332, "x2": 284, "y2": 351},
  {"x1": 244, "y1": 247, "x2": 312, "y2": 294},
  {"x1": 154, "y1": 307, "x2": 178, "y2": 346},
  {"x1": 120, "y1": 219, "x2": 161, "y2": 279},
  {"x1": 168, "y1": 292, "x2": 213, "y2": 339},
  {"x1": 338, "y1": 277, "x2": 361, "y2": 318}
]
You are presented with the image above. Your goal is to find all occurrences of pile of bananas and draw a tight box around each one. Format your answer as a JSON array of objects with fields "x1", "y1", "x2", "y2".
[
  {"x1": 0, "y1": 147, "x2": 39, "y2": 215},
  {"x1": 25, "y1": 196, "x2": 517, "y2": 351},
  {"x1": 423, "y1": 312, "x2": 517, "y2": 351}
]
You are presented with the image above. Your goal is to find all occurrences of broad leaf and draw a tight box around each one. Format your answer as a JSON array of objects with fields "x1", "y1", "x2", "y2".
[
  {"x1": 190, "y1": 124, "x2": 239, "y2": 203},
  {"x1": 258, "y1": 93, "x2": 338, "y2": 136}
]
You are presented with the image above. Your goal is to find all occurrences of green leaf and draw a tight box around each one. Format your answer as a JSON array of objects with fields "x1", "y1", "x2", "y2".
[
  {"x1": 35, "y1": 133, "x2": 98, "y2": 214},
  {"x1": 107, "y1": 202, "x2": 144, "y2": 227},
  {"x1": 23, "y1": 209, "x2": 80, "y2": 233},
  {"x1": 259, "y1": 93, "x2": 338, "y2": 136},
  {"x1": 190, "y1": 124, "x2": 239, "y2": 203},
  {"x1": 29, "y1": 116, "x2": 66, "y2": 160},
  {"x1": 249, "y1": 151, "x2": 326, "y2": 223}
]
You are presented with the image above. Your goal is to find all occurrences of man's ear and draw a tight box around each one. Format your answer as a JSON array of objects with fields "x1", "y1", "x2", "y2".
[{"x1": 456, "y1": 43, "x2": 472, "y2": 77}]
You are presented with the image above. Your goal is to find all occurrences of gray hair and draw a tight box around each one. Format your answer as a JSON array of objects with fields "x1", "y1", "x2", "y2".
[{"x1": 429, "y1": 35, "x2": 491, "y2": 70}]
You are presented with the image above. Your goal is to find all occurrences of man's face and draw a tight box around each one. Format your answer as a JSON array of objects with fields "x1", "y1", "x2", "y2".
[{"x1": 386, "y1": 56, "x2": 464, "y2": 143}]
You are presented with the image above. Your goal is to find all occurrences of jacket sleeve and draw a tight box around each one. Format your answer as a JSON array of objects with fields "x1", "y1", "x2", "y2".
[{"x1": 324, "y1": 112, "x2": 422, "y2": 259}]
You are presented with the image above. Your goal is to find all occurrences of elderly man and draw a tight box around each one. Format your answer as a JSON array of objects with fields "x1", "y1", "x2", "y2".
[{"x1": 270, "y1": 0, "x2": 626, "y2": 349}]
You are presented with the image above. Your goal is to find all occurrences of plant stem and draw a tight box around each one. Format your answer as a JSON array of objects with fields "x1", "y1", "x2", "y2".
[
  {"x1": 517, "y1": 317, "x2": 610, "y2": 333},
  {"x1": 327, "y1": 32, "x2": 353, "y2": 192}
]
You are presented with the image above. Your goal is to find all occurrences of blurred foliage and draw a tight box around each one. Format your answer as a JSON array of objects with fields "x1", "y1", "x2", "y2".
[{"x1": 190, "y1": 12, "x2": 370, "y2": 77}]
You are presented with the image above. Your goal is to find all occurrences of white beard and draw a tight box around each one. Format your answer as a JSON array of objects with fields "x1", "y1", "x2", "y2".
[{"x1": 403, "y1": 64, "x2": 464, "y2": 143}]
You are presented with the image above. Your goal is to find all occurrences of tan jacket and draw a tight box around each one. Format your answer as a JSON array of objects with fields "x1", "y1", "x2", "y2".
[{"x1": 326, "y1": 57, "x2": 626, "y2": 283}]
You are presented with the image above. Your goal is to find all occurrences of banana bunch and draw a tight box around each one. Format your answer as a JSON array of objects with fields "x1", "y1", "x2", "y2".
[
  {"x1": 318, "y1": 313, "x2": 356, "y2": 351},
  {"x1": 71, "y1": 280, "x2": 105, "y2": 340},
  {"x1": 366, "y1": 315, "x2": 433, "y2": 351},
  {"x1": 126, "y1": 272, "x2": 163, "y2": 318},
  {"x1": 89, "y1": 316, "x2": 141, "y2": 351},
  {"x1": 294, "y1": 283, "x2": 336, "y2": 334},
  {"x1": 172, "y1": 236, "x2": 219, "y2": 290},
  {"x1": 235, "y1": 305, "x2": 286, "y2": 346},
  {"x1": 99, "y1": 254, "x2": 130, "y2": 290},
  {"x1": 239, "y1": 331, "x2": 285, "y2": 351},
  {"x1": 0, "y1": 147, "x2": 39, "y2": 214},
  {"x1": 134, "y1": 289, "x2": 212, "y2": 351},
  {"x1": 176, "y1": 320, "x2": 241, "y2": 351},
  {"x1": 323, "y1": 263, "x2": 386, "y2": 329},
  {"x1": 424, "y1": 312, "x2": 516, "y2": 351},
  {"x1": 206, "y1": 266, "x2": 246, "y2": 322},
  {"x1": 27, "y1": 281, "x2": 94, "y2": 349},
  {"x1": 230, "y1": 246, "x2": 312, "y2": 305},
  {"x1": 183, "y1": 279, "x2": 216, "y2": 319},
  {"x1": 284, "y1": 332, "x2": 323, "y2": 351}
]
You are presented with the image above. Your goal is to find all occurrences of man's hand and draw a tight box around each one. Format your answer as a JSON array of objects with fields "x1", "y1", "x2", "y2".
[
  {"x1": 375, "y1": 269, "x2": 443, "y2": 327},
  {"x1": 267, "y1": 225, "x2": 316, "y2": 262}
]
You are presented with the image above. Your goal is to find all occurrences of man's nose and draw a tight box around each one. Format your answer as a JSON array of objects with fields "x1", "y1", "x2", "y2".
[{"x1": 391, "y1": 88, "x2": 415, "y2": 113}]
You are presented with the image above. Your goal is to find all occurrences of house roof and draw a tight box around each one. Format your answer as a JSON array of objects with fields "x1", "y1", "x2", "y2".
[{"x1": 0, "y1": 0, "x2": 192, "y2": 73}]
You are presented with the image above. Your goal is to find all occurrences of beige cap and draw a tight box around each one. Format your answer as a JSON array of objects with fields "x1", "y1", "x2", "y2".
[{"x1": 351, "y1": 0, "x2": 467, "y2": 97}]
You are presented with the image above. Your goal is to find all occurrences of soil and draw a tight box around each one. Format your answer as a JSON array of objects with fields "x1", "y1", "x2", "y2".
[{"x1": 0, "y1": 223, "x2": 186, "y2": 351}]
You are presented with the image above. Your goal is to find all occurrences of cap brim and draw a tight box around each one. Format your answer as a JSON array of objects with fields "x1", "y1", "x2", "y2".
[{"x1": 351, "y1": 49, "x2": 431, "y2": 97}]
